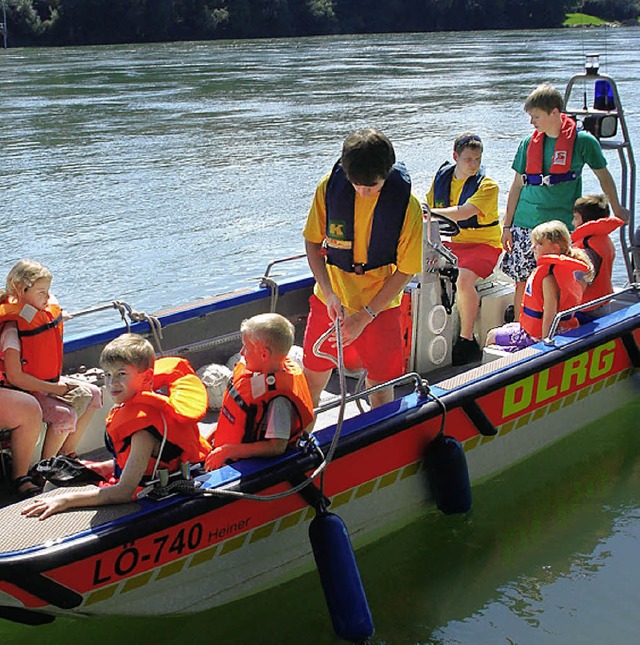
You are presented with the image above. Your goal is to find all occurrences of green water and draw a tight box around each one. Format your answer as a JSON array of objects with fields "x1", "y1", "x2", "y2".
[{"x1": 3, "y1": 400, "x2": 639, "y2": 644}]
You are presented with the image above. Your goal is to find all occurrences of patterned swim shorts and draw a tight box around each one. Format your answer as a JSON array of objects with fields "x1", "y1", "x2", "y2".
[{"x1": 500, "y1": 226, "x2": 536, "y2": 282}]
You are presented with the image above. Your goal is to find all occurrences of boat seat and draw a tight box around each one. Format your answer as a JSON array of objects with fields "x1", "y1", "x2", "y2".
[{"x1": 481, "y1": 346, "x2": 512, "y2": 364}]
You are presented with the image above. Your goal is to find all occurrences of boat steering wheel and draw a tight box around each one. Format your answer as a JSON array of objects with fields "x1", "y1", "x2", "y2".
[
  {"x1": 430, "y1": 212, "x2": 460, "y2": 237},
  {"x1": 422, "y1": 204, "x2": 461, "y2": 237}
]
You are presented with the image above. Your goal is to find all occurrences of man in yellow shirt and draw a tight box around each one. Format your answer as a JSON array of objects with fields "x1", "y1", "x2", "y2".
[
  {"x1": 425, "y1": 133, "x2": 501, "y2": 365},
  {"x1": 303, "y1": 129, "x2": 423, "y2": 408}
]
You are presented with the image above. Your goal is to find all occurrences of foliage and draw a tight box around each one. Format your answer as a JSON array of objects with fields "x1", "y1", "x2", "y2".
[
  {"x1": 578, "y1": 0, "x2": 639, "y2": 22},
  {"x1": 3, "y1": 0, "x2": 580, "y2": 47},
  {"x1": 564, "y1": 11, "x2": 608, "y2": 25}
]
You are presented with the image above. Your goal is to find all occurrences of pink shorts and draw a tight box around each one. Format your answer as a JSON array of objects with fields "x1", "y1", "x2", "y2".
[
  {"x1": 444, "y1": 242, "x2": 501, "y2": 279},
  {"x1": 33, "y1": 379, "x2": 102, "y2": 435},
  {"x1": 302, "y1": 294, "x2": 405, "y2": 383}
]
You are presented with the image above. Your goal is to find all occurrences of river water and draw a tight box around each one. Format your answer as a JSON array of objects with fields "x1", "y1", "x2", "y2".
[{"x1": 1, "y1": 27, "x2": 640, "y2": 644}]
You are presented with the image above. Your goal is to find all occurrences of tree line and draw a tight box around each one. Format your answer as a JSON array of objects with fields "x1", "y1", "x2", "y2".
[{"x1": 2, "y1": 0, "x2": 638, "y2": 48}]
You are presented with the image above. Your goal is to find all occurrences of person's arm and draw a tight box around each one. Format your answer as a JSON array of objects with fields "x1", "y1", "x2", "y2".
[
  {"x1": 305, "y1": 239, "x2": 343, "y2": 322},
  {"x1": 541, "y1": 274, "x2": 560, "y2": 339},
  {"x1": 21, "y1": 430, "x2": 157, "y2": 520},
  {"x1": 340, "y1": 269, "x2": 414, "y2": 346},
  {"x1": 430, "y1": 202, "x2": 480, "y2": 221},
  {"x1": 205, "y1": 396, "x2": 294, "y2": 470},
  {"x1": 592, "y1": 167, "x2": 631, "y2": 223},
  {"x1": 501, "y1": 172, "x2": 524, "y2": 253},
  {"x1": 205, "y1": 438, "x2": 288, "y2": 471},
  {"x1": 3, "y1": 346, "x2": 70, "y2": 397}
]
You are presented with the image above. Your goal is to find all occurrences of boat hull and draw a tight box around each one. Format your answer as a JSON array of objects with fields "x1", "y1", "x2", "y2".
[{"x1": 1, "y1": 300, "x2": 638, "y2": 623}]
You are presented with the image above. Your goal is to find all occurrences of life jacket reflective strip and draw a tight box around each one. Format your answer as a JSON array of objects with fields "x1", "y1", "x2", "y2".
[
  {"x1": 324, "y1": 161, "x2": 410, "y2": 273},
  {"x1": 520, "y1": 254, "x2": 589, "y2": 338},
  {"x1": 215, "y1": 358, "x2": 314, "y2": 449},
  {"x1": 432, "y1": 162, "x2": 498, "y2": 229},
  {"x1": 0, "y1": 300, "x2": 64, "y2": 381},
  {"x1": 106, "y1": 356, "x2": 210, "y2": 480},
  {"x1": 572, "y1": 216, "x2": 624, "y2": 307},
  {"x1": 523, "y1": 113, "x2": 578, "y2": 186}
]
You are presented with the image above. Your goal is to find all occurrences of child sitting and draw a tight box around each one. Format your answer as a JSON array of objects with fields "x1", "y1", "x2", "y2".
[
  {"x1": 486, "y1": 221, "x2": 593, "y2": 352},
  {"x1": 205, "y1": 313, "x2": 314, "y2": 471},
  {"x1": 0, "y1": 259, "x2": 102, "y2": 460},
  {"x1": 571, "y1": 194, "x2": 625, "y2": 312},
  {"x1": 21, "y1": 333, "x2": 211, "y2": 520}
]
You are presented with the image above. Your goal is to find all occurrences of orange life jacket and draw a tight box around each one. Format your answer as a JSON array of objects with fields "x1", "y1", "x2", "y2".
[
  {"x1": 520, "y1": 254, "x2": 590, "y2": 339},
  {"x1": 215, "y1": 358, "x2": 314, "y2": 448},
  {"x1": 524, "y1": 113, "x2": 577, "y2": 186},
  {"x1": 571, "y1": 216, "x2": 624, "y2": 308},
  {"x1": 106, "y1": 356, "x2": 211, "y2": 480},
  {"x1": 0, "y1": 300, "x2": 64, "y2": 381}
]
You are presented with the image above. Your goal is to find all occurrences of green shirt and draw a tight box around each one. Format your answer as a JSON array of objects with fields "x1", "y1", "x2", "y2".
[{"x1": 512, "y1": 130, "x2": 607, "y2": 230}]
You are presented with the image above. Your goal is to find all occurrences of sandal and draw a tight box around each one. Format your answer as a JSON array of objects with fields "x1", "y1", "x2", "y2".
[{"x1": 12, "y1": 475, "x2": 43, "y2": 499}]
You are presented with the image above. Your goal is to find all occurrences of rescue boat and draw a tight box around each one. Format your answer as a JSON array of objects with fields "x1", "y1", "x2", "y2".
[{"x1": 0, "y1": 57, "x2": 638, "y2": 633}]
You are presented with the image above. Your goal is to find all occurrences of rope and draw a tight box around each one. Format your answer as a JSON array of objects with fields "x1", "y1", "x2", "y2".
[{"x1": 127, "y1": 309, "x2": 164, "y2": 354}]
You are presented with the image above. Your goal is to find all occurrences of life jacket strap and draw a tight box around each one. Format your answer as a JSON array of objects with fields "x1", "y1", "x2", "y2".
[
  {"x1": 521, "y1": 171, "x2": 577, "y2": 187},
  {"x1": 17, "y1": 313, "x2": 63, "y2": 337}
]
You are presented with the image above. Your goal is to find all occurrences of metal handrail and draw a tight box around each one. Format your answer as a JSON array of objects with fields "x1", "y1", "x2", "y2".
[
  {"x1": 259, "y1": 253, "x2": 307, "y2": 312},
  {"x1": 261, "y1": 253, "x2": 307, "y2": 282},
  {"x1": 543, "y1": 284, "x2": 639, "y2": 344},
  {"x1": 67, "y1": 299, "x2": 164, "y2": 353},
  {"x1": 314, "y1": 372, "x2": 430, "y2": 416}
]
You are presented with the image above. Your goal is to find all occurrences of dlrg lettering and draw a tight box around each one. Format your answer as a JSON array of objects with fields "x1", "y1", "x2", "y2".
[{"x1": 502, "y1": 341, "x2": 617, "y2": 418}]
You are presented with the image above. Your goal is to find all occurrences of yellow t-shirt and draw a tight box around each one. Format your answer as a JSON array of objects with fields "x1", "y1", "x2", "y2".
[
  {"x1": 425, "y1": 175, "x2": 501, "y2": 248},
  {"x1": 303, "y1": 173, "x2": 423, "y2": 314}
]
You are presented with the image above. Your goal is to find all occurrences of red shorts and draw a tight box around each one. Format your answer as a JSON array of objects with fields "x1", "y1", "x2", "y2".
[
  {"x1": 444, "y1": 242, "x2": 501, "y2": 279},
  {"x1": 302, "y1": 294, "x2": 404, "y2": 383}
]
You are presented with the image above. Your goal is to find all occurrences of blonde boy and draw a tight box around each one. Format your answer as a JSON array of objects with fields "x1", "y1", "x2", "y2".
[{"x1": 205, "y1": 313, "x2": 314, "y2": 471}]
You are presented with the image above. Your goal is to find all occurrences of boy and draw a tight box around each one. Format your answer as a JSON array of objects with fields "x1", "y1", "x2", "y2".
[
  {"x1": 22, "y1": 333, "x2": 210, "y2": 520},
  {"x1": 205, "y1": 313, "x2": 314, "y2": 471},
  {"x1": 426, "y1": 133, "x2": 501, "y2": 365},
  {"x1": 500, "y1": 83, "x2": 630, "y2": 316},
  {"x1": 302, "y1": 128, "x2": 423, "y2": 408},
  {"x1": 571, "y1": 194, "x2": 625, "y2": 311}
]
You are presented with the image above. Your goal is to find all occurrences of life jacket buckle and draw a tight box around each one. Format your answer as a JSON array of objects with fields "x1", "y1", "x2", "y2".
[{"x1": 353, "y1": 263, "x2": 365, "y2": 275}]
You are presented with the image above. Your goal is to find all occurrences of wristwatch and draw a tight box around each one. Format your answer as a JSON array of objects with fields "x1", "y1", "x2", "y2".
[{"x1": 364, "y1": 305, "x2": 377, "y2": 319}]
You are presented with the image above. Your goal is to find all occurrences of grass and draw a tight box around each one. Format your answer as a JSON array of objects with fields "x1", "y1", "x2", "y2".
[{"x1": 564, "y1": 12, "x2": 611, "y2": 26}]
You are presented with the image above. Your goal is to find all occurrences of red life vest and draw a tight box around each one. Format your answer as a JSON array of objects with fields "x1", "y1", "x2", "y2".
[
  {"x1": 0, "y1": 300, "x2": 64, "y2": 381},
  {"x1": 572, "y1": 216, "x2": 624, "y2": 309},
  {"x1": 215, "y1": 358, "x2": 314, "y2": 448},
  {"x1": 106, "y1": 356, "x2": 211, "y2": 480},
  {"x1": 524, "y1": 113, "x2": 577, "y2": 186},
  {"x1": 520, "y1": 254, "x2": 590, "y2": 339}
]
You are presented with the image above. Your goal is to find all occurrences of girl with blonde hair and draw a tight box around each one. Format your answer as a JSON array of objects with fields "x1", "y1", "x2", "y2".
[
  {"x1": 486, "y1": 221, "x2": 593, "y2": 352},
  {"x1": 0, "y1": 260, "x2": 102, "y2": 478}
]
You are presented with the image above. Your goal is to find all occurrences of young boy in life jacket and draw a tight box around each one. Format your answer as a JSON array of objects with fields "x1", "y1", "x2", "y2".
[
  {"x1": 22, "y1": 333, "x2": 211, "y2": 520},
  {"x1": 486, "y1": 221, "x2": 594, "y2": 352},
  {"x1": 571, "y1": 194, "x2": 625, "y2": 314},
  {"x1": 204, "y1": 313, "x2": 314, "y2": 471},
  {"x1": 499, "y1": 83, "x2": 630, "y2": 318}
]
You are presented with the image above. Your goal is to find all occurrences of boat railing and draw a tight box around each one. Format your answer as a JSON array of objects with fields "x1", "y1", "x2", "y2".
[
  {"x1": 259, "y1": 253, "x2": 307, "y2": 312},
  {"x1": 68, "y1": 300, "x2": 164, "y2": 353},
  {"x1": 314, "y1": 372, "x2": 430, "y2": 417},
  {"x1": 544, "y1": 283, "x2": 640, "y2": 344},
  {"x1": 563, "y1": 55, "x2": 637, "y2": 284}
]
